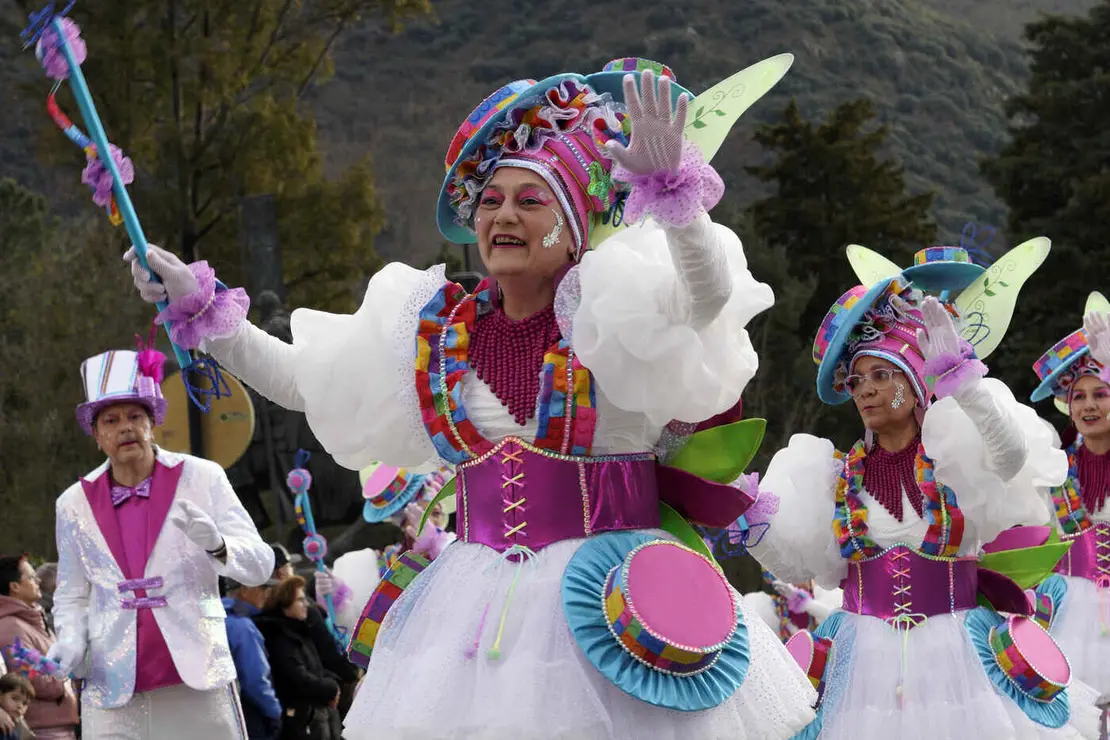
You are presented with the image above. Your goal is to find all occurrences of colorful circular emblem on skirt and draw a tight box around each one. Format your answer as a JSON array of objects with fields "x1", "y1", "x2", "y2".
[{"x1": 562, "y1": 531, "x2": 751, "y2": 711}]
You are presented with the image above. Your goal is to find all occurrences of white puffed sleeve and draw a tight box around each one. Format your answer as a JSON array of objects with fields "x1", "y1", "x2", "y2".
[
  {"x1": 203, "y1": 263, "x2": 445, "y2": 470},
  {"x1": 564, "y1": 214, "x2": 774, "y2": 426},
  {"x1": 748, "y1": 434, "x2": 848, "y2": 589},
  {"x1": 923, "y1": 378, "x2": 1067, "y2": 546}
]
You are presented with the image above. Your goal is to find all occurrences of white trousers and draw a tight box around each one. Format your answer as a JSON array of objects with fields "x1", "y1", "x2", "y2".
[{"x1": 81, "y1": 682, "x2": 246, "y2": 739}]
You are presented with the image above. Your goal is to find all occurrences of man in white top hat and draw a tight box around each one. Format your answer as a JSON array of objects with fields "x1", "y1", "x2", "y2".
[{"x1": 48, "y1": 343, "x2": 275, "y2": 738}]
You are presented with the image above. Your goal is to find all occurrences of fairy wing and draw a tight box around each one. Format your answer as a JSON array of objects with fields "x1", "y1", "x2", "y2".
[
  {"x1": 846, "y1": 244, "x2": 902, "y2": 287},
  {"x1": 1086, "y1": 291, "x2": 1110, "y2": 315},
  {"x1": 590, "y1": 53, "x2": 795, "y2": 249},
  {"x1": 954, "y1": 237, "x2": 1051, "y2": 360}
]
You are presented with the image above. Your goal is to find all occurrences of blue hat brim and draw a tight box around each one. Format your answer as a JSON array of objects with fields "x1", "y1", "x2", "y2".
[
  {"x1": 815, "y1": 278, "x2": 897, "y2": 406},
  {"x1": 362, "y1": 475, "x2": 424, "y2": 524},
  {"x1": 900, "y1": 263, "x2": 985, "y2": 293},
  {"x1": 436, "y1": 72, "x2": 694, "y2": 245},
  {"x1": 964, "y1": 608, "x2": 1071, "y2": 729},
  {"x1": 1031, "y1": 347, "x2": 1091, "y2": 403},
  {"x1": 561, "y1": 531, "x2": 751, "y2": 712}
]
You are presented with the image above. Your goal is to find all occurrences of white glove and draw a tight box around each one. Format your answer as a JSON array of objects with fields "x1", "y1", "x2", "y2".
[
  {"x1": 915, "y1": 296, "x2": 962, "y2": 362},
  {"x1": 1085, "y1": 311, "x2": 1110, "y2": 367},
  {"x1": 122, "y1": 244, "x2": 199, "y2": 304},
  {"x1": 314, "y1": 569, "x2": 335, "y2": 598},
  {"x1": 604, "y1": 69, "x2": 689, "y2": 176},
  {"x1": 46, "y1": 635, "x2": 86, "y2": 677},
  {"x1": 170, "y1": 499, "x2": 224, "y2": 553},
  {"x1": 771, "y1": 580, "x2": 797, "y2": 599}
]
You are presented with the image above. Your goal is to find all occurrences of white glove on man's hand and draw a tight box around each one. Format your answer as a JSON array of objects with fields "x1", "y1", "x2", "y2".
[
  {"x1": 122, "y1": 244, "x2": 199, "y2": 304},
  {"x1": 1084, "y1": 311, "x2": 1110, "y2": 367},
  {"x1": 46, "y1": 635, "x2": 87, "y2": 677},
  {"x1": 915, "y1": 296, "x2": 963, "y2": 362},
  {"x1": 169, "y1": 499, "x2": 224, "y2": 552}
]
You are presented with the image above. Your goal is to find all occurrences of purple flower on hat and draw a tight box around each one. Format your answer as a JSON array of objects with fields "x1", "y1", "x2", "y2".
[{"x1": 82, "y1": 143, "x2": 134, "y2": 208}]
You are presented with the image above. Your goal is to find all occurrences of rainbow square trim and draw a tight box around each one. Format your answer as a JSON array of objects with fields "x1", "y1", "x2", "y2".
[
  {"x1": 346, "y1": 552, "x2": 430, "y2": 669},
  {"x1": 988, "y1": 620, "x2": 1067, "y2": 702},
  {"x1": 812, "y1": 286, "x2": 867, "y2": 365},
  {"x1": 914, "y1": 246, "x2": 970, "y2": 265},
  {"x1": 1033, "y1": 329, "x2": 1089, "y2": 382}
]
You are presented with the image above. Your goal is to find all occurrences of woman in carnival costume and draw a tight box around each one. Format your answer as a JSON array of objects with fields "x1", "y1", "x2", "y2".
[
  {"x1": 1027, "y1": 292, "x2": 1110, "y2": 695},
  {"x1": 124, "y1": 56, "x2": 819, "y2": 738},
  {"x1": 749, "y1": 242, "x2": 1103, "y2": 739},
  {"x1": 741, "y1": 571, "x2": 842, "y2": 643}
]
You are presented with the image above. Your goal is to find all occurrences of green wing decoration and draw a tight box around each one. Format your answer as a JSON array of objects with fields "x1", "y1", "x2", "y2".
[
  {"x1": 846, "y1": 244, "x2": 902, "y2": 288},
  {"x1": 1086, "y1": 290, "x2": 1110, "y2": 315},
  {"x1": 954, "y1": 237, "x2": 1051, "y2": 360},
  {"x1": 664, "y1": 418, "x2": 767, "y2": 484},
  {"x1": 416, "y1": 477, "x2": 456, "y2": 536},
  {"x1": 590, "y1": 54, "x2": 794, "y2": 249},
  {"x1": 978, "y1": 539, "x2": 1072, "y2": 590},
  {"x1": 659, "y1": 501, "x2": 716, "y2": 560}
]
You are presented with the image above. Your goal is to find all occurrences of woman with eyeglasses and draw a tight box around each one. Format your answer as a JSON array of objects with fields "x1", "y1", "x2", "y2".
[
  {"x1": 746, "y1": 272, "x2": 1101, "y2": 739},
  {"x1": 255, "y1": 577, "x2": 342, "y2": 740}
]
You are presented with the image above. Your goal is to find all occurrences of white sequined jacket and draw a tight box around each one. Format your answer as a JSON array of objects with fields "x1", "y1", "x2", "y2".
[{"x1": 53, "y1": 448, "x2": 274, "y2": 708}]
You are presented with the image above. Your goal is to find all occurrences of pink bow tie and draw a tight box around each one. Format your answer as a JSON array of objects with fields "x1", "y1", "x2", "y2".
[{"x1": 111, "y1": 478, "x2": 152, "y2": 507}]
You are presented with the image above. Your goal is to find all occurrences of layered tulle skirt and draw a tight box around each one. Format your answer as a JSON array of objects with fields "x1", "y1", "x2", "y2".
[
  {"x1": 1052, "y1": 575, "x2": 1110, "y2": 694},
  {"x1": 343, "y1": 534, "x2": 817, "y2": 740},
  {"x1": 800, "y1": 611, "x2": 1101, "y2": 740}
]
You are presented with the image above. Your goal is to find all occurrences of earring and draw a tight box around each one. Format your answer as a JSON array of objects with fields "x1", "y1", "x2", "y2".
[
  {"x1": 542, "y1": 208, "x2": 564, "y2": 249},
  {"x1": 891, "y1": 383, "x2": 906, "y2": 410}
]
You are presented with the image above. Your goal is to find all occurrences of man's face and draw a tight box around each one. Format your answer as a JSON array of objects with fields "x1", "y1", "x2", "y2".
[
  {"x1": 8, "y1": 560, "x2": 41, "y2": 606},
  {"x1": 93, "y1": 403, "x2": 155, "y2": 465}
]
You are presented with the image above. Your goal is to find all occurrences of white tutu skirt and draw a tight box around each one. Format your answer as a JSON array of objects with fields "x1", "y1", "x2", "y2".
[
  {"x1": 343, "y1": 534, "x2": 817, "y2": 740},
  {"x1": 811, "y1": 612, "x2": 1101, "y2": 740},
  {"x1": 1052, "y1": 575, "x2": 1110, "y2": 694}
]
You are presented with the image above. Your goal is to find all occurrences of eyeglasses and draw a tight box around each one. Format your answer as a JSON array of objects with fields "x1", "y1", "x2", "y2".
[{"x1": 842, "y1": 368, "x2": 904, "y2": 395}]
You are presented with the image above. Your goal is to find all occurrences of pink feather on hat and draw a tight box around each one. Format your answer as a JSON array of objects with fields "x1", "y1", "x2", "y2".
[{"x1": 135, "y1": 324, "x2": 166, "y2": 383}]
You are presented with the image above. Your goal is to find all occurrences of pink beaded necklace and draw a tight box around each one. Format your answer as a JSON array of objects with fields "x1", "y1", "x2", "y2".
[
  {"x1": 469, "y1": 303, "x2": 562, "y2": 426},
  {"x1": 862, "y1": 434, "x2": 924, "y2": 522},
  {"x1": 1078, "y1": 444, "x2": 1110, "y2": 515}
]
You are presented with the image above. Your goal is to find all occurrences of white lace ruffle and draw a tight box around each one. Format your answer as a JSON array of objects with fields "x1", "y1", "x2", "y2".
[
  {"x1": 924, "y1": 378, "x2": 1068, "y2": 546},
  {"x1": 750, "y1": 434, "x2": 847, "y2": 589},
  {"x1": 288, "y1": 263, "x2": 446, "y2": 469},
  {"x1": 566, "y1": 219, "x2": 774, "y2": 426}
]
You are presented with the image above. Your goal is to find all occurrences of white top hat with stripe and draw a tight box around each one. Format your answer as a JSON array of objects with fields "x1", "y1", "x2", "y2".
[{"x1": 75, "y1": 349, "x2": 167, "y2": 435}]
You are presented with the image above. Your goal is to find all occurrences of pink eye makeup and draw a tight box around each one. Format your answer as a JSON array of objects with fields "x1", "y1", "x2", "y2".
[
  {"x1": 517, "y1": 186, "x2": 553, "y2": 205},
  {"x1": 479, "y1": 190, "x2": 505, "y2": 207}
]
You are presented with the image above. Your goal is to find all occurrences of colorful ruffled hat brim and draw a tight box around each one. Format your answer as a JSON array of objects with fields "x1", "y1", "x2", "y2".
[
  {"x1": 362, "y1": 475, "x2": 425, "y2": 524},
  {"x1": 964, "y1": 607, "x2": 1071, "y2": 729},
  {"x1": 561, "y1": 530, "x2": 750, "y2": 712}
]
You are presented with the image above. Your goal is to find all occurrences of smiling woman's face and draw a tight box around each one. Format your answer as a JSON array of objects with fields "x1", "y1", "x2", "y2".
[
  {"x1": 1070, "y1": 375, "x2": 1110, "y2": 439},
  {"x1": 474, "y1": 168, "x2": 575, "y2": 281}
]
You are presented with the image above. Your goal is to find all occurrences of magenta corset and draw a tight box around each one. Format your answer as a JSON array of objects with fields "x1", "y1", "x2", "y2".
[
  {"x1": 841, "y1": 545, "x2": 980, "y2": 623},
  {"x1": 1054, "y1": 522, "x2": 1110, "y2": 582},
  {"x1": 456, "y1": 437, "x2": 661, "y2": 553}
]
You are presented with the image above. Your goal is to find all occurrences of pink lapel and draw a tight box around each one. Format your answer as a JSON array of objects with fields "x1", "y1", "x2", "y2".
[
  {"x1": 145, "y1": 457, "x2": 184, "y2": 568},
  {"x1": 81, "y1": 471, "x2": 130, "y2": 576}
]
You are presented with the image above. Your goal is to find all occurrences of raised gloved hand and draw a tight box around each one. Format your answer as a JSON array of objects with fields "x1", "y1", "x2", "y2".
[
  {"x1": 314, "y1": 569, "x2": 335, "y2": 598},
  {"x1": 916, "y1": 296, "x2": 962, "y2": 362},
  {"x1": 605, "y1": 69, "x2": 688, "y2": 177},
  {"x1": 1084, "y1": 311, "x2": 1110, "y2": 369},
  {"x1": 122, "y1": 244, "x2": 199, "y2": 304},
  {"x1": 169, "y1": 499, "x2": 224, "y2": 553},
  {"x1": 46, "y1": 634, "x2": 86, "y2": 677}
]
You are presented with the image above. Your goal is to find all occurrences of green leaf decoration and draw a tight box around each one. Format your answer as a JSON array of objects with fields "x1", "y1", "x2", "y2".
[
  {"x1": 416, "y1": 477, "x2": 456, "y2": 535},
  {"x1": 696, "y1": 106, "x2": 705, "y2": 118},
  {"x1": 984, "y1": 289, "x2": 996, "y2": 297},
  {"x1": 666, "y1": 418, "x2": 767, "y2": 483},
  {"x1": 658, "y1": 501, "x2": 716, "y2": 562},
  {"x1": 714, "y1": 108, "x2": 727, "y2": 116},
  {"x1": 692, "y1": 119, "x2": 707, "y2": 129},
  {"x1": 977, "y1": 541, "x2": 1073, "y2": 589},
  {"x1": 999, "y1": 281, "x2": 1010, "y2": 288}
]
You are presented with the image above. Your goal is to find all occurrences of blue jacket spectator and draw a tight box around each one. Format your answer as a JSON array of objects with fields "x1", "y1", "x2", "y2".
[{"x1": 223, "y1": 581, "x2": 282, "y2": 740}]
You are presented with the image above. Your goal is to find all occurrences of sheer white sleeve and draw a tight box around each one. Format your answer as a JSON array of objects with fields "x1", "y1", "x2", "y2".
[
  {"x1": 564, "y1": 214, "x2": 774, "y2": 426},
  {"x1": 924, "y1": 378, "x2": 1068, "y2": 546},
  {"x1": 203, "y1": 263, "x2": 445, "y2": 470},
  {"x1": 748, "y1": 434, "x2": 848, "y2": 589}
]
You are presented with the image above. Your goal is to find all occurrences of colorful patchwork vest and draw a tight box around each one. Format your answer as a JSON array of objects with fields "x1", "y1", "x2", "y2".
[
  {"x1": 833, "y1": 440, "x2": 977, "y2": 626},
  {"x1": 413, "y1": 280, "x2": 660, "y2": 554},
  {"x1": 1049, "y1": 441, "x2": 1110, "y2": 583}
]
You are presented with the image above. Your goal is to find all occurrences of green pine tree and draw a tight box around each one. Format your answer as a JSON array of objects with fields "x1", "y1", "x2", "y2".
[
  {"x1": 745, "y1": 98, "x2": 937, "y2": 335},
  {"x1": 980, "y1": 2, "x2": 1110, "y2": 402}
]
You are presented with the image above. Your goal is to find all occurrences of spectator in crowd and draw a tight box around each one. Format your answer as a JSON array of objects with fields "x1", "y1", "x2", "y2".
[
  {"x1": 270, "y1": 544, "x2": 298, "y2": 581},
  {"x1": 0, "y1": 555, "x2": 78, "y2": 740},
  {"x1": 34, "y1": 564, "x2": 57, "y2": 635},
  {"x1": 255, "y1": 577, "x2": 341, "y2": 740},
  {"x1": 0, "y1": 673, "x2": 34, "y2": 740},
  {"x1": 224, "y1": 577, "x2": 283, "y2": 740}
]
